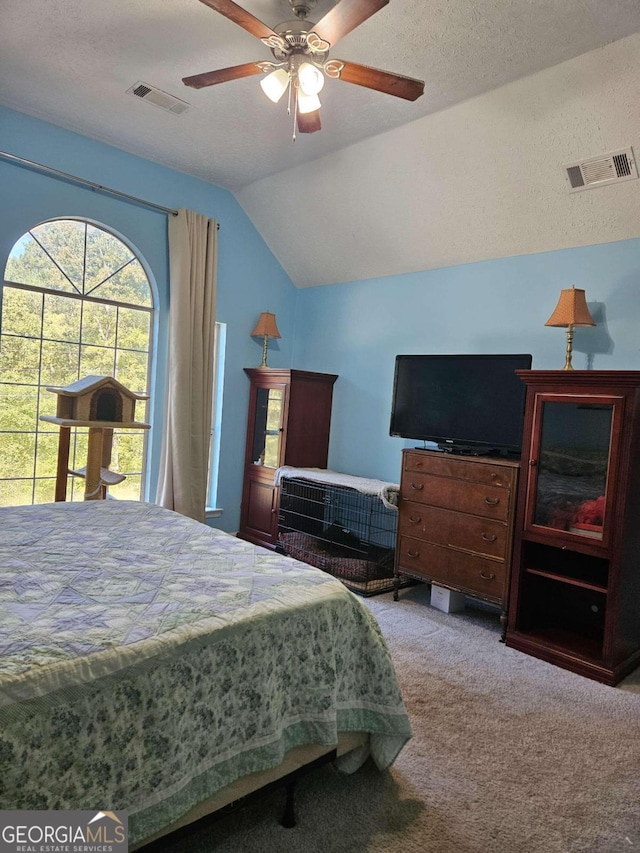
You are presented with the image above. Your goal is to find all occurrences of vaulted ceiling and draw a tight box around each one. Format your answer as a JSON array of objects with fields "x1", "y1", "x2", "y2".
[{"x1": 2, "y1": 0, "x2": 640, "y2": 285}]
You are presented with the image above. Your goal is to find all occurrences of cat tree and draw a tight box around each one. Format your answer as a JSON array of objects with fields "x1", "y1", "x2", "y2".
[{"x1": 40, "y1": 375, "x2": 149, "y2": 501}]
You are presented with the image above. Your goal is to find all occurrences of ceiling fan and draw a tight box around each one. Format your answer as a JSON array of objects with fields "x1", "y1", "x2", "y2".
[{"x1": 183, "y1": 0, "x2": 425, "y2": 138}]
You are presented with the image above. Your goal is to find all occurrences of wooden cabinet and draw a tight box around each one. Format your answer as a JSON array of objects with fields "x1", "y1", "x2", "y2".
[
  {"x1": 394, "y1": 449, "x2": 519, "y2": 623},
  {"x1": 505, "y1": 371, "x2": 640, "y2": 685},
  {"x1": 238, "y1": 368, "x2": 338, "y2": 549}
]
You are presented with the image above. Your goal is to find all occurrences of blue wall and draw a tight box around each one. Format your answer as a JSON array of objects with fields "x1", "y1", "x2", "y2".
[
  {"x1": 293, "y1": 241, "x2": 640, "y2": 484},
  {"x1": 2, "y1": 106, "x2": 640, "y2": 523},
  {"x1": 0, "y1": 106, "x2": 296, "y2": 531}
]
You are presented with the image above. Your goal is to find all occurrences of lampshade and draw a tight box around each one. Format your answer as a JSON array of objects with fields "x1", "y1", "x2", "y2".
[
  {"x1": 298, "y1": 89, "x2": 321, "y2": 114},
  {"x1": 298, "y1": 62, "x2": 325, "y2": 96},
  {"x1": 260, "y1": 68, "x2": 290, "y2": 103},
  {"x1": 545, "y1": 286, "x2": 596, "y2": 328},
  {"x1": 251, "y1": 312, "x2": 281, "y2": 339}
]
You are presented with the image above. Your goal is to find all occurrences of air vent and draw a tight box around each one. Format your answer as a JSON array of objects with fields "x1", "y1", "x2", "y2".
[
  {"x1": 565, "y1": 148, "x2": 637, "y2": 192},
  {"x1": 126, "y1": 81, "x2": 190, "y2": 115}
]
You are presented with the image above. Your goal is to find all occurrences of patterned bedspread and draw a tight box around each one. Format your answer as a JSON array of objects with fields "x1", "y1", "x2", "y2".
[{"x1": 0, "y1": 501, "x2": 411, "y2": 845}]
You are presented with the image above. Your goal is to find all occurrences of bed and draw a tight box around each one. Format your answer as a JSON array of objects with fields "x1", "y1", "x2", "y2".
[{"x1": 0, "y1": 500, "x2": 411, "y2": 849}]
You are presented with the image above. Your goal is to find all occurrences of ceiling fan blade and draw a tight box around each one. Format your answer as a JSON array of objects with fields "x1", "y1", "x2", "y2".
[
  {"x1": 334, "y1": 60, "x2": 424, "y2": 101},
  {"x1": 297, "y1": 109, "x2": 322, "y2": 134},
  {"x1": 183, "y1": 62, "x2": 263, "y2": 89},
  {"x1": 197, "y1": 0, "x2": 280, "y2": 41},
  {"x1": 312, "y1": 0, "x2": 389, "y2": 46}
]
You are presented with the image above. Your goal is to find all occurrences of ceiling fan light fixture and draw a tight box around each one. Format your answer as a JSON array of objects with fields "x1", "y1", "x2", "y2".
[
  {"x1": 298, "y1": 62, "x2": 325, "y2": 95},
  {"x1": 260, "y1": 68, "x2": 290, "y2": 103},
  {"x1": 297, "y1": 89, "x2": 321, "y2": 114}
]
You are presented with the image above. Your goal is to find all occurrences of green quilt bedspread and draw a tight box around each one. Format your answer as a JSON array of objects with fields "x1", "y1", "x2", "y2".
[{"x1": 0, "y1": 500, "x2": 411, "y2": 844}]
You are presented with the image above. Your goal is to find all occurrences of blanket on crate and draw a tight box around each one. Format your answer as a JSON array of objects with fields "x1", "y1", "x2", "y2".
[{"x1": 275, "y1": 467, "x2": 400, "y2": 510}]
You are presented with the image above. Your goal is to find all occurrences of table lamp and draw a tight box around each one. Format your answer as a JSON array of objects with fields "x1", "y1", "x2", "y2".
[
  {"x1": 251, "y1": 312, "x2": 281, "y2": 368},
  {"x1": 545, "y1": 286, "x2": 596, "y2": 370}
]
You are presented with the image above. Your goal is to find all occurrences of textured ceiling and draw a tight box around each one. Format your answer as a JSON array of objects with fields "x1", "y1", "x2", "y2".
[{"x1": 2, "y1": 0, "x2": 640, "y2": 192}]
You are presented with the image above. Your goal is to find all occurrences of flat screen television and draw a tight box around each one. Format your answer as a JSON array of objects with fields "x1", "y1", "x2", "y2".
[{"x1": 389, "y1": 353, "x2": 532, "y2": 455}]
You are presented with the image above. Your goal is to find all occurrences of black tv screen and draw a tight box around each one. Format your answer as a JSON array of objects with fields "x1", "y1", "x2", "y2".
[{"x1": 389, "y1": 353, "x2": 532, "y2": 454}]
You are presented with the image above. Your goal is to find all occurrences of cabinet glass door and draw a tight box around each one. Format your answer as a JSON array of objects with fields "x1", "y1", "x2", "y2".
[
  {"x1": 531, "y1": 399, "x2": 614, "y2": 541},
  {"x1": 251, "y1": 386, "x2": 284, "y2": 468}
]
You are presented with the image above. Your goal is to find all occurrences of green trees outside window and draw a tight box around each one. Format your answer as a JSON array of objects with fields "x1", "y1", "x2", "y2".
[{"x1": 0, "y1": 219, "x2": 154, "y2": 507}]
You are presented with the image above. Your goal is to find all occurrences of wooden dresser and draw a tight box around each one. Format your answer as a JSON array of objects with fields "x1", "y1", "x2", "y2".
[{"x1": 394, "y1": 449, "x2": 520, "y2": 627}]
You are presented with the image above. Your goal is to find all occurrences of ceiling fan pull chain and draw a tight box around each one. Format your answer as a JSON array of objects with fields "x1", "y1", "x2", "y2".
[{"x1": 292, "y1": 84, "x2": 298, "y2": 142}]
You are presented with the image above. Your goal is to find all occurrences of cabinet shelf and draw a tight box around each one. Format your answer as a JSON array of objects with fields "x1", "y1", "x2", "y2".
[
  {"x1": 524, "y1": 567, "x2": 608, "y2": 594},
  {"x1": 520, "y1": 540, "x2": 609, "y2": 590},
  {"x1": 515, "y1": 627, "x2": 604, "y2": 662}
]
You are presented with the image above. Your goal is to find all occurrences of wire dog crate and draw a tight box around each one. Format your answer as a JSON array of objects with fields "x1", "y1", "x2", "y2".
[{"x1": 277, "y1": 473, "x2": 399, "y2": 596}]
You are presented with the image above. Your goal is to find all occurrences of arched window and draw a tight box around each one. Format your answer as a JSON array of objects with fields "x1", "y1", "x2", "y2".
[{"x1": 0, "y1": 219, "x2": 154, "y2": 507}]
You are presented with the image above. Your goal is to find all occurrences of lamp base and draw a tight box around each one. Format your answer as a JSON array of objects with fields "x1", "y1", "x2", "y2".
[
  {"x1": 562, "y1": 325, "x2": 574, "y2": 370},
  {"x1": 258, "y1": 334, "x2": 269, "y2": 368}
]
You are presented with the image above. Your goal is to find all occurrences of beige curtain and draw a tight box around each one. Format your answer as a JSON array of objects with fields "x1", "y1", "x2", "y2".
[{"x1": 156, "y1": 209, "x2": 218, "y2": 522}]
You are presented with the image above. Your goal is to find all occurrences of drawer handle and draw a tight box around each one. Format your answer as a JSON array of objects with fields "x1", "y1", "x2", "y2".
[
  {"x1": 484, "y1": 496, "x2": 500, "y2": 506},
  {"x1": 407, "y1": 549, "x2": 420, "y2": 558},
  {"x1": 409, "y1": 514, "x2": 422, "y2": 524},
  {"x1": 481, "y1": 532, "x2": 497, "y2": 542},
  {"x1": 480, "y1": 570, "x2": 496, "y2": 580},
  {"x1": 411, "y1": 482, "x2": 424, "y2": 491}
]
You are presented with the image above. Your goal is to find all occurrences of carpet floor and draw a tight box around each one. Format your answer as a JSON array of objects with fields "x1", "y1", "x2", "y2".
[{"x1": 156, "y1": 584, "x2": 640, "y2": 853}]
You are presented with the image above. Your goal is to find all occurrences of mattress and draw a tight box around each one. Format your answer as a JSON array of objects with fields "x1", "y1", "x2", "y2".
[{"x1": 0, "y1": 500, "x2": 411, "y2": 847}]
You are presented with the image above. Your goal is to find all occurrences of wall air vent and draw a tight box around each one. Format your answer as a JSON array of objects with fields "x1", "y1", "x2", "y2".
[
  {"x1": 565, "y1": 148, "x2": 637, "y2": 192},
  {"x1": 126, "y1": 81, "x2": 190, "y2": 115}
]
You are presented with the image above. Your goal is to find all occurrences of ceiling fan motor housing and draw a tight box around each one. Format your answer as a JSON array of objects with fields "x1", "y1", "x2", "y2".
[{"x1": 270, "y1": 18, "x2": 329, "y2": 63}]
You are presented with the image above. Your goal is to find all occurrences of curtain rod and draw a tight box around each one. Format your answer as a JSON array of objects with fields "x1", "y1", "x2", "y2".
[{"x1": 0, "y1": 150, "x2": 180, "y2": 217}]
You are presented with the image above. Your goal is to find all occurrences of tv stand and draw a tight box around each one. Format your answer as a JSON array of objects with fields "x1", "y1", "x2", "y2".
[{"x1": 394, "y1": 448, "x2": 520, "y2": 633}]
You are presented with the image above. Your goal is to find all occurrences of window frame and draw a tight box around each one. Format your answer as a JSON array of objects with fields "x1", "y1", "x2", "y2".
[{"x1": 0, "y1": 218, "x2": 156, "y2": 507}]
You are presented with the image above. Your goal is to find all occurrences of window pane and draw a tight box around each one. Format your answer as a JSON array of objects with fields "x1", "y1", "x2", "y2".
[
  {"x1": 80, "y1": 344, "x2": 115, "y2": 377},
  {"x1": 92, "y1": 259, "x2": 152, "y2": 307},
  {"x1": 116, "y1": 350, "x2": 149, "y2": 394},
  {"x1": 5, "y1": 234, "x2": 76, "y2": 293},
  {"x1": 82, "y1": 302, "x2": 117, "y2": 347},
  {"x1": 43, "y1": 293, "x2": 82, "y2": 343},
  {"x1": 34, "y1": 478, "x2": 56, "y2": 505},
  {"x1": 0, "y1": 336, "x2": 41, "y2": 384},
  {"x1": 71, "y1": 431, "x2": 89, "y2": 472},
  {"x1": 112, "y1": 431, "x2": 145, "y2": 474},
  {"x1": 84, "y1": 224, "x2": 134, "y2": 293},
  {"x1": 1, "y1": 288, "x2": 42, "y2": 337},
  {"x1": 38, "y1": 390, "x2": 59, "y2": 422},
  {"x1": 31, "y1": 221, "x2": 85, "y2": 291},
  {"x1": 118, "y1": 307, "x2": 151, "y2": 349},
  {"x1": 35, "y1": 433, "x2": 60, "y2": 478},
  {"x1": 40, "y1": 341, "x2": 80, "y2": 386},
  {"x1": 0, "y1": 384, "x2": 38, "y2": 431},
  {"x1": 0, "y1": 479, "x2": 33, "y2": 508},
  {"x1": 110, "y1": 474, "x2": 142, "y2": 500},
  {"x1": 0, "y1": 433, "x2": 36, "y2": 479}
]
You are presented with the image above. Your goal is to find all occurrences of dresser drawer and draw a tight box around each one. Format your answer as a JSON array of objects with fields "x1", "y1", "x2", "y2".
[
  {"x1": 398, "y1": 501, "x2": 507, "y2": 559},
  {"x1": 397, "y1": 536, "x2": 506, "y2": 600},
  {"x1": 400, "y1": 472, "x2": 510, "y2": 521},
  {"x1": 403, "y1": 451, "x2": 516, "y2": 489}
]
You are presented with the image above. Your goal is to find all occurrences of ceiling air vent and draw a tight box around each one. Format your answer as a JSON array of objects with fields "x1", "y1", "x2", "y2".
[
  {"x1": 126, "y1": 81, "x2": 190, "y2": 115},
  {"x1": 565, "y1": 148, "x2": 637, "y2": 192}
]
